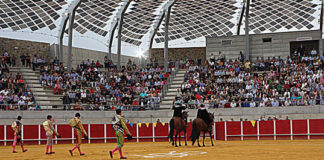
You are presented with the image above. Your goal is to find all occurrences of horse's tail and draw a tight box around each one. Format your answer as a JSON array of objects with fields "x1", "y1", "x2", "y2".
[
  {"x1": 168, "y1": 118, "x2": 174, "y2": 141},
  {"x1": 190, "y1": 120, "x2": 199, "y2": 144}
]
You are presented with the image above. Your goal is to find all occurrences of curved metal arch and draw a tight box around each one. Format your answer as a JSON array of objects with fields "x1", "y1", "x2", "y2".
[
  {"x1": 320, "y1": 0, "x2": 323, "y2": 56},
  {"x1": 107, "y1": 0, "x2": 132, "y2": 61},
  {"x1": 148, "y1": 0, "x2": 176, "y2": 50},
  {"x1": 57, "y1": 0, "x2": 82, "y2": 69},
  {"x1": 245, "y1": 0, "x2": 251, "y2": 61},
  {"x1": 237, "y1": 0, "x2": 246, "y2": 35}
]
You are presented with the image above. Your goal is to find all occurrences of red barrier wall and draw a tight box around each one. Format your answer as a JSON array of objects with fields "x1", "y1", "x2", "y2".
[
  {"x1": 90, "y1": 124, "x2": 104, "y2": 143},
  {"x1": 215, "y1": 119, "x2": 324, "y2": 141},
  {"x1": 292, "y1": 120, "x2": 307, "y2": 140},
  {"x1": 0, "y1": 125, "x2": 4, "y2": 146},
  {"x1": 57, "y1": 124, "x2": 72, "y2": 144},
  {"x1": 259, "y1": 120, "x2": 274, "y2": 140},
  {"x1": 1, "y1": 119, "x2": 324, "y2": 146},
  {"x1": 226, "y1": 121, "x2": 241, "y2": 140},
  {"x1": 243, "y1": 121, "x2": 257, "y2": 140},
  {"x1": 215, "y1": 122, "x2": 225, "y2": 140},
  {"x1": 309, "y1": 119, "x2": 324, "y2": 139},
  {"x1": 276, "y1": 120, "x2": 290, "y2": 140},
  {"x1": 6, "y1": 125, "x2": 14, "y2": 146},
  {"x1": 154, "y1": 123, "x2": 169, "y2": 142}
]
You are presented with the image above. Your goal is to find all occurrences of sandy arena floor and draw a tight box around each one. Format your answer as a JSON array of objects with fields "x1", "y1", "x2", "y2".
[{"x1": 1, "y1": 140, "x2": 324, "y2": 160}]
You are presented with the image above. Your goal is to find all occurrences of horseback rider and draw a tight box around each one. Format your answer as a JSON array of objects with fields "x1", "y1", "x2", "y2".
[
  {"x1": 172, "y1": 100, "x2": 187, "y2": 125},
  {"x1": 169, "y1": 100, "x2": 189, "y2": 147},
  {"x1": 197, "y1": 103, "x2": 212, "y2": 131}
]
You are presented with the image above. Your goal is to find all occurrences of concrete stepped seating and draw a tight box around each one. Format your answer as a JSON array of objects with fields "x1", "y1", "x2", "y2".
[
  {"x1": 173, "y1": 77, "x2": 184, "y2": 81},
  {"x1": 163, "y1": 96, "x2": 175, "y2": 101},
  {"x1": 172, "y1": 81, "x2": 183, "y2": 85},
  {"x1": 32, "y1": 88, "x2": 53, "y2": 92},
  {"x1": 25, "y1": 79, "x2": 41, "y2": 84},
  {"x1": 160, "y1": 100, "x2": 173, "y2": 105},
  {"x1": 165, "y1": 92, "x2": 177, "y2": 96},
  {"x1": 159, "y1": 104, "x2": 172, "y2": 109},
  {"x1": 169, "y1": 84, "x2": 181, "y2": 89},
  {"x1": 168, "y1": 88, "x2": 178, "y2": 92},
  {"x1": 176, "y1": 70, "x2": 186, "y2": 72},
  {"x1": 159, "y1": 69, "x2": 187, "y2": 109},
  {"x1": 175, "y1": 74, "x2": 185, "y2": 77},
  {"x1": 35, "y1": 96, "x2": 61, "y2": 101},
  {"x1": 11, "y1": 67, "x2": 65, "y2": 109}
]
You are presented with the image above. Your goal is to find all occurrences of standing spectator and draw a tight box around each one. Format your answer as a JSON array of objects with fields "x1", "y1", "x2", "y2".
[{"x1": 310, "y1": 48, "x2": 317, "y2": 56}]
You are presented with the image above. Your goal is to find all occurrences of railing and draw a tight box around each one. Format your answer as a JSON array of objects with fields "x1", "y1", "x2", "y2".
[
  {"x1": 0, "y1": 104, "x2": 161, "y2": 111},
  {"x1": 2, "y1": 119, "x2": 324, "y2": 146},
  {"x1": 0, "y1": 122, "x2": 173, "y2": 146},
  {"x1": 0, "y1": 99, "x2": 322, "y2": 111},
  {"x1": 219, "y1": 119, "x2": 324, "y2": 141},
  {"x1": 172, "y1": 100, "x2": 323, "y2": 109}
]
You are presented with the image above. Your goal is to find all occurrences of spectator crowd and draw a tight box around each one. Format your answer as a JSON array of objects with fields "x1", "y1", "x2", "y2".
[
  {"x1": 175, "y1": 47, "x2": 324, "y2": 109},
  {"x1": 38, "y1": 57, "x2": 172, "y2": 111},
  {"x1": 1, "y1": 44, "x2": 323, "y2": 111},
  {"x1": 0, "y1": 51, "x2": 36, "y2": 110}
]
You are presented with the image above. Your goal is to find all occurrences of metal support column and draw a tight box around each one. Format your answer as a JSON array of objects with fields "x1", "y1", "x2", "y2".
[
  {"x1": 108, "y1": 45, "x2": 112, "y2": 60},
  {"x1": 58, "y1": 16, "x2": 69, "y2": 63},
  {"x1": 59, "y1": 37, "x2": 64, "y2": 62},
  {"x1": 107, "y1": 1, "x2": 131, "y2": 61},
  {"x1": 146, "y1": 0, "x2": 175, "y2": 69},
  {"x1": 237, "y1": 0, "x2": 246, "y2": 35},
  {"x1": 245, "y1": 0, "x2": 251, "y2": 61},
  {"x1": 107, "y1": 21, "x2": 118, "y2": 61},
  {"x1": 57, "y1": 0, "x2": 81, "y2": 66},
  {"x1": 67, "y1": 12, "x2": 75, "y2": 72},
  {"x1": 107, "y1": 42, "x2": 113, "y2": 60},
  {"x1": 164, "y1": 8, "x2": 171, "y2": 72},
  {"x1": 319, "y1": 0, "x2": 323, "y2": 56},
  {"x1": 117, "y1": 19, "x2": 122, "y2": 71},
  {"x1": 115, "y1": 1, "x2": 131, "y2": 71}
]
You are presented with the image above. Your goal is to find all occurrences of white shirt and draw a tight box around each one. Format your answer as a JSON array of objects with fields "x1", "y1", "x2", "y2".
[
  {"x1": 230, "y1": 102, "x2": 236, "y2": 108},
  {"x1": 18, "y1": 100, "x2": 25, "y2": 105},
  {"x1": 81, "y1": 93, "x2": 87, "y2": 98},
  {"x1": 0, "y1": 90, "x2": 9, "y2": 95},
  {"x1": 311, "y1": 49, "x2": 317, "y2": 55},
  {"x1": 250, "y1": 101, "x2": 256, "y2": 107}
]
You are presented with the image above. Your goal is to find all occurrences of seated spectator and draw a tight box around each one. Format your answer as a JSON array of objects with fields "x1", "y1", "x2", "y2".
[
  {"x1": 242, "y1": 99, "x2": 250, "y2": 107},
  {"x1": 73, "y1": 102, "x2": 83, "y2": 110}
]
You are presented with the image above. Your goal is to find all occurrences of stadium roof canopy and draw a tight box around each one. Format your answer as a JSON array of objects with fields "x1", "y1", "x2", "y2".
[{"x1": 0, "y1": 0, "x2": 322, "y2": 57}]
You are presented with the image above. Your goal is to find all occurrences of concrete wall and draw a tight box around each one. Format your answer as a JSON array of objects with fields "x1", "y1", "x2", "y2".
[
  {"x1": 51, "y1": 44, "x2": 140, "y2": 69},
  {"x1": 0, "y1": 37, "x2": 51, "y2": 61},
  {"x1": 1, "y1": 105, "x2": 324, "y2": 124},
  {"x1": 206, "y1": 30, "x2": 322, "y2": 61},
  {"x1": 150, "y1": 47, "x2": 206, "y2": 64},
  {"x1": 0, "y1": 37, "x2": 140, "y2": 68}
]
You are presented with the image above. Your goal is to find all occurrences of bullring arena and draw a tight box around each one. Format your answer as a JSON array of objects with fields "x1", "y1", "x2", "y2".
[
  {"x1": 1, "y1": 0, "x2": 324, "y2": 159},
  {"x1": 1, "y1": 116, "x2": 324, "y2": 159},
  {"x1": 2, "y1": 141, "x2": 324, "y2": 160}
]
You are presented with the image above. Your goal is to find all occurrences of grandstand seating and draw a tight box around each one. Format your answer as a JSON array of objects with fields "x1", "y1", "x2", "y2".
[
  {"x1": 35, "y1": 58, "x2": 175, "y2": 110},
  {"x1": 0, "y1": 55, "x2": 36, "y2": 110},
  {"x1": 0, "y1": 0, "x2": 323, "y2": 111},
  {"x1": 176, "y1": 53, "x2": 323, "y2": 108}
]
